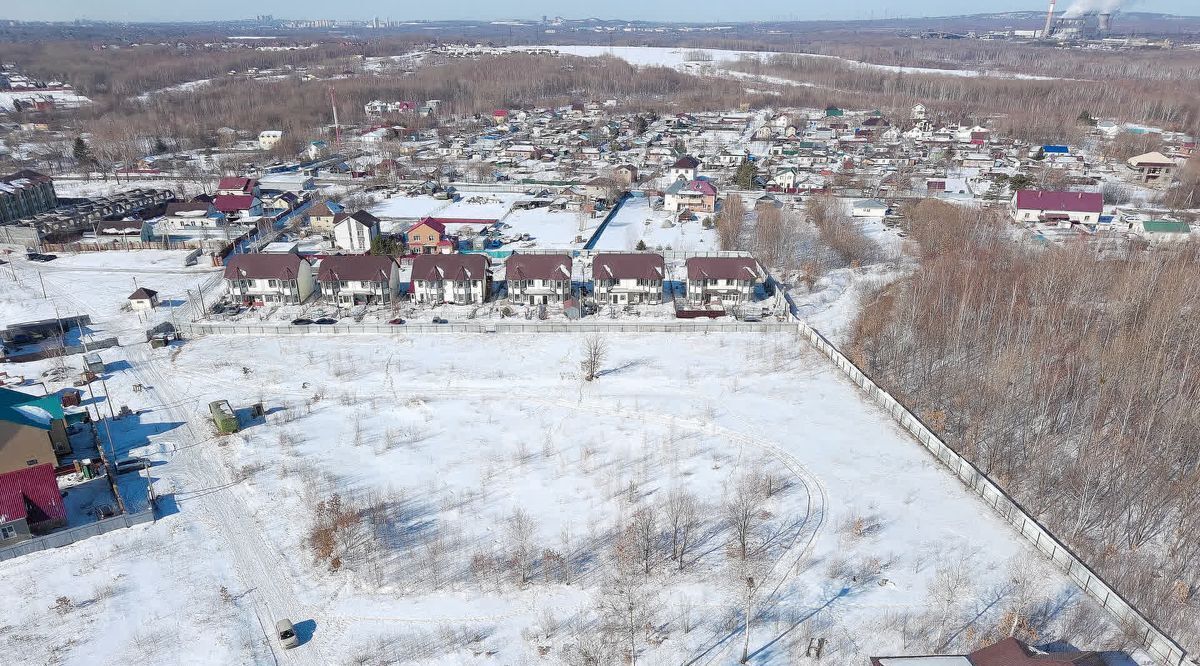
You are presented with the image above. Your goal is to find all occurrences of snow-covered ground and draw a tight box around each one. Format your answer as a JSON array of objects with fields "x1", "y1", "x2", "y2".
[
  {"x1": 51, "y1": 178, "x2": 180, "y2": 198},
  {"x1": 508, "y1": 45, "x2": 1072, "y2": 81},
  {"x1": 0, "y1": 248, "x2": 1140, "y2": 664},
  {"x1": 591, "y1": 196, "x2": 718, "y2": 252},
  {"x1": 0, "y1": 249, "x2": 219, "y2": 344}
]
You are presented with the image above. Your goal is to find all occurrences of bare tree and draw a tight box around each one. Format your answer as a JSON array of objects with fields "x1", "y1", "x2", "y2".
[
  {"x1": 663, "y1": 489, "x2": 701, "y2": 570},
  {"x1": 581, "y1": 334, "x2": 608, "y2": 381},
  {"x1": 725, "y1": 474, "x2": 767, "y2": 562},
  {"x1": 505, "y1": 507, "x2": 538, "y2": 586}
]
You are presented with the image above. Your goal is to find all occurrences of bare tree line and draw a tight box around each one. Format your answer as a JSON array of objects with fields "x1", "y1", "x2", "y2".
[{"x1": 850, "y1": 199, "x2": 1200, "y2": 645}]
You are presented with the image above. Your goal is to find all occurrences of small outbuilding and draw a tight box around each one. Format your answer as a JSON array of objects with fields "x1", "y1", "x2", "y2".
[{"x1": 128, "y1": 287, "x2": 159, "y2": 311}]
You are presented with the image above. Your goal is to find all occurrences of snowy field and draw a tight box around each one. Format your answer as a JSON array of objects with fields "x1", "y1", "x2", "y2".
[
  {"x1": 370, "y1": 194, "x2": 452, "y2": 221},
  {"x1": 51, "y1": 178, "x2": 181, "y2": 199},
  {"x1": 0, "y1": 249, "x2": 220, "y2": 343},
  {"x1": 591, "y1": 196, "x2": 718, "y2": 252},
  {"x1": 512, "y1": 45, "x2": 1069, "y2": 81},
  {"x1": 2, "y1": 328, "x2": 1131, "y2": 664},
  {"x1": 0, "y1": 248, "x2": 1142, "y2": 664}
]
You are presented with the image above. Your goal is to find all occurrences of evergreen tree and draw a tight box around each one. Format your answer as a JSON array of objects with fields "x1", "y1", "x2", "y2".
[
  {"x1": 734, "y1": 159, "x2": 757, "y2": 189},
  {"x1": 635, "y1": 239, "x2": 647, "y2": 251},
  {"x1": 72, "y1": 137, "x2": 93, "y2": 166}
]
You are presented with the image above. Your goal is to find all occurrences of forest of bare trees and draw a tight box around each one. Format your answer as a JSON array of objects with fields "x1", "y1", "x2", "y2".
[{"x1": 850, "y1": 200, "x2": 1200, "y2": 646}]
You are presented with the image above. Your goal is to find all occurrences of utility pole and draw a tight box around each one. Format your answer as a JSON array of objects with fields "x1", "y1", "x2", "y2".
[{"x1": 38, "y1": 271, "x2": 47, "y2": 298}]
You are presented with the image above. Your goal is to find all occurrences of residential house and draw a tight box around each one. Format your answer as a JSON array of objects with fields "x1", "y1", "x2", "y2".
[
  {"x1": 216, "y1": 177, "x2": 261, "y2": 198},
  {"x1": 664, "y1": 179, "x2": 718, "y2": 214},
  {"x1": 591, "y1": 253, "x2": 664, "y2": 305},
  {"x1": 505, "y1": 253, "x2": 573, "y2": 305},
  {"x1": 0, "y1": 464, "x2": 67, "y2": 545},
  {"x1": 305, "y1": 200, "x2": 342, "y2": 234},
  {"x1": 317, "y1": 255, "x2": 399, "y2": 306},
  {"x1": 1126, "y1": 151, "x2": 1180, "y2": 185},
  {"x1": 213, "y1": 194, "x2": 263, "y2": 220},
  {"x1": 332, "y1": 210, "x2": 381, "y2": 253},
  {"x1": 614, "y1": 164, "x2": 639, "y2": 185},
  {"x1": 684, "y1": 256, "x2": 761, "y2": 306},
  {"x1": 406, "y1": 218, "x2": 451, "y2": 254},
  {"x1": 1011, "y1": 190, "x2": 1103, "y2": 224},
  {"x1": 127, "y1": 288, "x2": 159, "y2": 310},
  {"x1": 668, "y1": 155, "x2": 701, "y2": 182},
  {"x1": 410, "y1": 254, "x2": 491, "y2": 304},
  {"x1": 0, "y1": 387, "x2": 67, "y2": 475},
  {"x1": 1140, "y1": 219, "x2": 1192, "y2": 243},
  {"x1": 223, "y1": 253, "x2": 315, "y2": 305},
  {"x1": 869, "y1": 636, "x2": 1104, "y2": 666},
  {"x1": 851, "y1": 199, "x2": 889, "y2": 217}
]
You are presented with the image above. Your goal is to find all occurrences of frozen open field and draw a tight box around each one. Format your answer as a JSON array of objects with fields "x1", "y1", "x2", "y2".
[{"x1": 0, "y1": 250, "x2": 1138, "y2": 664}]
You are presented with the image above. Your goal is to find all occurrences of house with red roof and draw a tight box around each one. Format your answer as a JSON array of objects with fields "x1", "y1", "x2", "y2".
[
  {"x1": 664, "y1": 178, "x2": 719, "y2": 214},
  {"x1": 668, "y1": 155, "x2": 701, "y2": 182},
  {"x1": 869, "y1": 637, "x2": 1105, "y2": 666},
  {"x1": 591, "y1": 253, "x2": 664, "y2": 305},
  {"x1": 317, "y1": 255, "x2": 399, "y2": 306},
  {"x1": 216, "y1": 177, "x2": 260, "y2": 197},
  {"x1": 223, "y1": 253, "x2": 315, "y2": 305},
  {"x1": 505, "y1": 253, "x2": 573, "y2": 305},
  {"x1": 1011, "y1": 190, "x2": 1103, "y2": 225},
  {"x1": 684, "y1": 256, "x2": 762, "y2": 307},
  {"x1": 410, "y1": 254, "x2": 491, "y2": 304},
  {"x1": 0, "y1": 463, "x2": 67, "y2": 545},
  {"x1": 213, "y1": 194, "x2": 264, "y2": 219},
  {"x1": 406, "y1": 218, "x2": 451, "y2": 255}
]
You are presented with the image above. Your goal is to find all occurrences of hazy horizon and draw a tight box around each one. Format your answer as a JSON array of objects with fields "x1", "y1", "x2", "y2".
[{"x1": 3, "y1": 0, "x2": 1196, "y2": 24}]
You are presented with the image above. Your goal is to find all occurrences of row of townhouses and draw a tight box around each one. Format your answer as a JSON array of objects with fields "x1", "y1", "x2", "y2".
[{"x1": 222, "y1": 252, "x2": 763, "y2": 308}]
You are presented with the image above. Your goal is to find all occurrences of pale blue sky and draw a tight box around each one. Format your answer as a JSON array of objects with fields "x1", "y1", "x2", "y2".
[{"x1": 3, "y1": 1, "x2": 1195, "y2": 23}]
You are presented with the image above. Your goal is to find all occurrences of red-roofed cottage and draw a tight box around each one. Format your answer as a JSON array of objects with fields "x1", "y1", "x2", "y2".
[
  {"x1": 869, "y1": 637, "x2": 1105, "y2": 666},
  {"x1": 410, "y1": 254, "x2": 491, "y2": 304},
  {"x1": 406, "y1": 218, "x2": 450, "y2": 254},
  {"x1": 1011, "y1": 190, "x2": 1103, "y2": 224},
  {"x1": 591, "y1": 252, "x2": 664, "y2": 305},
  {"x1": 0, "y1": 463, "x2": 67, "y2": 545},
  {"x1": 317, "y1": 255, "x2": 399, "y2": 306},
  {"x1": 505, "y1": 253, "x2": 573, "y2": 305},
  {"x1": 223, "y1": 253, "x2": 315, "y2": 305},
  {"x1": 684, "y1": 256, "x2": 762, "y2": 307}
]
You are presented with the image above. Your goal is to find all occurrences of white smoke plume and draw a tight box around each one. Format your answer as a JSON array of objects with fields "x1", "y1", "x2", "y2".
[{"x1": 1061, "y1": 0, "x2": 1126, "y2": 18}]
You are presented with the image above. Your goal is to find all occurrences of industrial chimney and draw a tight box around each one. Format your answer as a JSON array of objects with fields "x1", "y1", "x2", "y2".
[
  {"x1": 1098, "y1": 12, "x2": 1113, "y2": 32},
  {"x1": 1043, "y1": 0, "x2": 1057, "y2": 38}
]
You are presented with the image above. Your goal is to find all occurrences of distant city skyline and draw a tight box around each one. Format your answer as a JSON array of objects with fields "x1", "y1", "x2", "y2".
[{"x1": 3, "y1": 1, "x2": 1196, "y2": 23}]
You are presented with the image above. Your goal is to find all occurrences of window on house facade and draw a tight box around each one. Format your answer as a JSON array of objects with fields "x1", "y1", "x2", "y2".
[
  {"x1": 268, "y1": 279, "x2": 279, "y2": 288},
  {"x1": 0, "y1": 525, "x2": 15, "y2": 539},
  {"x1": 26, "y1": 459, "x2": 38, "y2": 466}
]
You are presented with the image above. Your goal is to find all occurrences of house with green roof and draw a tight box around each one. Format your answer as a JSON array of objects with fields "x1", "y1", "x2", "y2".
[
  {"x1": 0, "y1": 388, "x2": 68, "y2": 476},
  {"x1": 1141, "y1": 220, "x2": 1190, "y2": 236}
]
